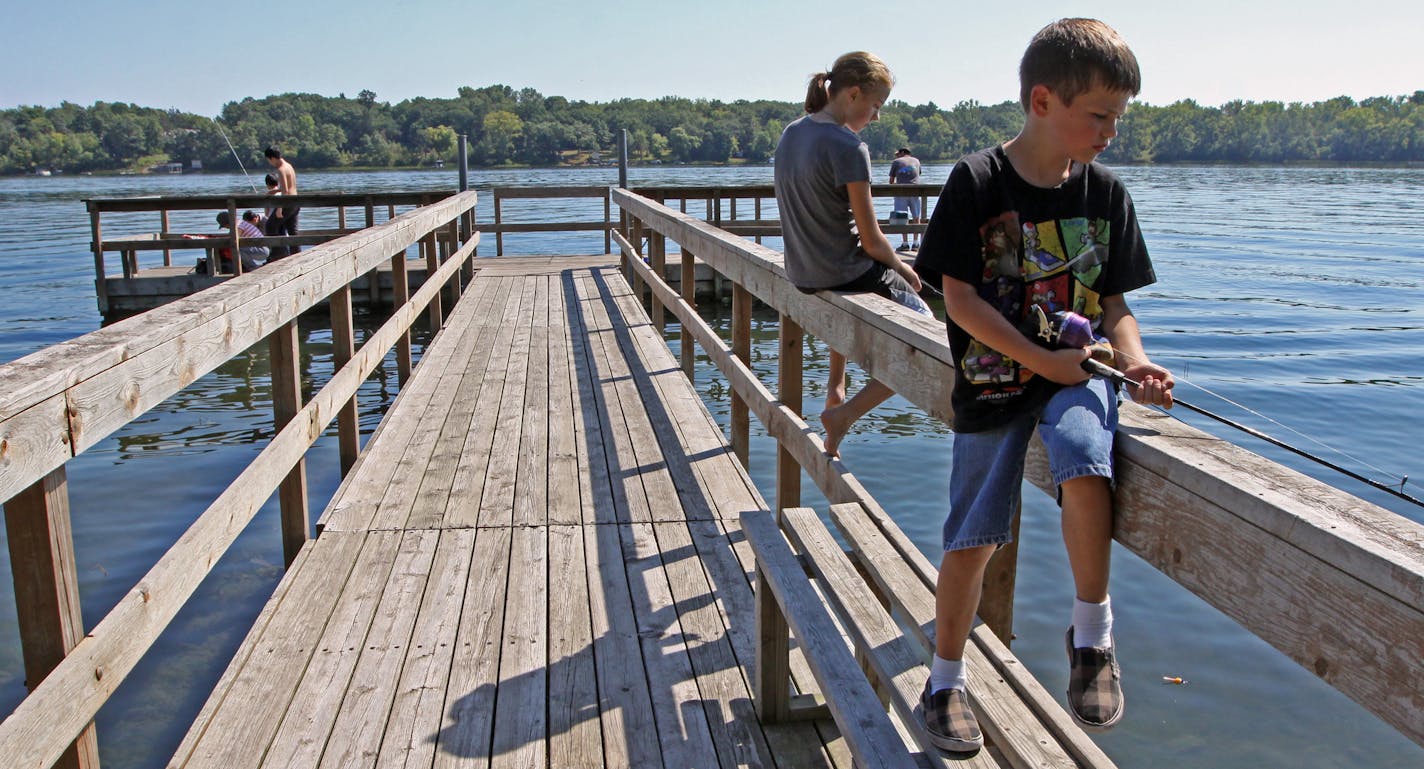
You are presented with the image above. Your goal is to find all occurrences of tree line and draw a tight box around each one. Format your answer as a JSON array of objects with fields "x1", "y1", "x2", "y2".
[{"x1": 3, "y1": 85, "x2": 1422, "y2": 175}]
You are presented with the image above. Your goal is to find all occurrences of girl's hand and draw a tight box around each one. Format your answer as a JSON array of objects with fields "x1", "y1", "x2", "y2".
[
  {"x1": 1121, "y1": 361, "x2": 1175, "y2": 408},
  {"x1": 895, "y1": 261, "x2": 922, "y2": 292}
]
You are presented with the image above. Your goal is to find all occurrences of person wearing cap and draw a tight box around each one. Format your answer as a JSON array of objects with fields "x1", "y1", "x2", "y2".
[{"x1": 890, "y1": 147, "x2": 923, "y2": 251}]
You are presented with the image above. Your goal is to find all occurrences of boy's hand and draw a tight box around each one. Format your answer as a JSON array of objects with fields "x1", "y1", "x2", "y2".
[
  {"x1": 1121, "y1": 361, "x2": 1174, "y2": 408},
  {"x1": 1034, "y1": 346, "x2": 1092, "y2": 385}
]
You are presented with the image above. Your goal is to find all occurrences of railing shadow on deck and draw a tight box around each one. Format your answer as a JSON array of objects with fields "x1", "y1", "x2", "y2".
[
  {"x1": 0, "y1": 190, "x2": 479, "y2": 769},
  {"x1": 609, "y1": 186, "x2": 1424, "y2": 751}
]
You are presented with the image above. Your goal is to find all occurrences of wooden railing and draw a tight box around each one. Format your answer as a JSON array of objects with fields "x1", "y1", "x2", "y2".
[
  {"x1": 85, "y1": 191, "x2": 463, "y2": 313},
  {"x1": 481, "y1": 183, "x2": 940, "y2": 256},
  {"x1": 611, "y1": 187, "x2": 1424, "y2": 749},
  {"x1": 0, "y1": 191, "x2": 479, "y2": 769}
]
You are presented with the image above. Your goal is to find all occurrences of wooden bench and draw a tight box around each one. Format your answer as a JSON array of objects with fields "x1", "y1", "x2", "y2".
[{"x1": 742, "y1": 504, "x2": 1120, "y2": 769}]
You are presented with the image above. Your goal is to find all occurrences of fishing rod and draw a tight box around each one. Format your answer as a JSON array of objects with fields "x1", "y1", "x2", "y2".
[
  {"x1": 915, "y1": 273, "x2": 1421, "y2": 508},
  {"x1": 212, "y1": 118, "x2": 259, "y2": 193},
  {"x1": 1016, "y1": 305, "x2": 1423, "y2": 508}
]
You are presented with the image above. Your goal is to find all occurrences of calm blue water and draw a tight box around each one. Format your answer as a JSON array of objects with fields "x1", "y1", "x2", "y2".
[{"x1": 0, "y1": 165, "x2": 1421, "y2": 768}]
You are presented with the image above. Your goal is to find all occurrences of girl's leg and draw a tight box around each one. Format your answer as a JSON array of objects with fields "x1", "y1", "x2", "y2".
[
  {"x1": 826, "y1": 348, "x2": 847, "y2": 408},
  {"x1": 820, "y1": 376, "x2": 893, "y2": 458}
]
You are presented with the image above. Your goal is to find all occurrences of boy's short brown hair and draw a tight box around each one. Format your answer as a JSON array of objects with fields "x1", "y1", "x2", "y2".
[{"x1": 1019, "y1": 18, "x2": 1140, "y2": 110}]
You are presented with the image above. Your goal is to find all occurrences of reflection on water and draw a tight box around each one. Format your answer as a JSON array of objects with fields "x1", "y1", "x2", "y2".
[{"x1": 1, "y1": 166, "x2": 1421, "y2": 768}]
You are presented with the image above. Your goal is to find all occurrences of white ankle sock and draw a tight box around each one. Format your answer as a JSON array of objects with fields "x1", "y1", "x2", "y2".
[
  {"x1": 929, "y1": 655, "x2": 967, "y2": 693},
  {"x1": 1072, "y1": 596, "x2": 1113, "y2": 649}
]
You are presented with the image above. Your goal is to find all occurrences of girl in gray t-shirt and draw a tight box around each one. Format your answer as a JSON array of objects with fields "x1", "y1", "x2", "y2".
[{"x1": 772, "y1": 51, "x2": 929, "y2": 458}]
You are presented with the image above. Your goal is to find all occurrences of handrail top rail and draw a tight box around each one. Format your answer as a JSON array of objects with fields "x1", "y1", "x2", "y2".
[
  {"x1": 1, "y1": 190, "x2": 478, "y2": 476},
  {"x1": 84, "y1": 189, "x2": 457, "y2": 213},
  {"x1": 609, "y1": 185, "x2": 1424, "y2": 608}
]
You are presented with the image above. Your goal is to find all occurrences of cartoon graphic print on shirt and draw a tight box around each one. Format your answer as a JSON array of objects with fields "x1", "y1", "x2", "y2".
[{"x1": 961, "y1": 214, "x2": 1112, "y2": 389}]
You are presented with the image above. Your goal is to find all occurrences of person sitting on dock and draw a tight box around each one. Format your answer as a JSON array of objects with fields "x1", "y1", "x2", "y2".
[
  {"x1": 216, "y1": 210, "x2": 268, "y2": 271},
  {"x1": 264, "y1": 146, "x2": 300, "y2": 256},
  {"x1": 773, "y1": 51, "x2": 933, "y2": 460},
  {"x1": 912, "y1": 18, "x2": 1175, "y2": 752}
]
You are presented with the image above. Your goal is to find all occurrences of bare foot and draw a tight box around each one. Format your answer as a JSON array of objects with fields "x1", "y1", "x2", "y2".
[{"x1": 820, "y1": 405, "x2": 852, "y2": 459}]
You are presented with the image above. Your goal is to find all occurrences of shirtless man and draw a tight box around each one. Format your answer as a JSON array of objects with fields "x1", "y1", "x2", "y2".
[{"x1": 264, "y1": 146, "x2": 300, "y2": 255}]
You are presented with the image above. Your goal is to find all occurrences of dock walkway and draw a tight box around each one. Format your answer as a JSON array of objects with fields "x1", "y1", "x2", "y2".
[{"x1": 168, "y1": 256, "x2": 842, "y2": 768}]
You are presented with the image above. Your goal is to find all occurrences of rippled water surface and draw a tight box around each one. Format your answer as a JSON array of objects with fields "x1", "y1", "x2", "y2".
[{"x1": 1, "y1": 165, "x2": 1421, "y2": 768}]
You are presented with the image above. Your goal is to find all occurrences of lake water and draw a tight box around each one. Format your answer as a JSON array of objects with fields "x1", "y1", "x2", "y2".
[{"x1": 1, "y1": 165, "x2": 1421, "y2": 768}]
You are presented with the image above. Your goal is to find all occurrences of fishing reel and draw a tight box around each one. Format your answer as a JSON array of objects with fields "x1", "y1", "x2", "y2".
[{"x1": 1020, "y1": 305, "x2": 1117, "y2": 369}]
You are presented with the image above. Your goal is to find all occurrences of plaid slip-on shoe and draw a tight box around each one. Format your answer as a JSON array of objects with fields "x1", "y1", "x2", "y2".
[
  {"x1": 920, "y1": 680, "x2": 983, "y2": 753},
  {"x1": 1065, "y1": 626, "x2": 1124, "y2": 731}
]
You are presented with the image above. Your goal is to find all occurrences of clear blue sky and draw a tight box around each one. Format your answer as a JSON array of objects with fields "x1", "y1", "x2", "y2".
[{"x1": 5, "y1": 0, "x2": 1420, "y2": 115}]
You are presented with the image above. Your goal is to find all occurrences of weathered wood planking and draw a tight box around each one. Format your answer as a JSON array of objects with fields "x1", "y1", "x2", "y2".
[
  {"x1": 154, "y1": 259, "x2": 873, "y2": 769},
  {"x1": 0, "y1": 192, "x2": 478, "y2": 509},
  {"x1": 614, "y1": 188, "x2": 1424, "y2": 747}
]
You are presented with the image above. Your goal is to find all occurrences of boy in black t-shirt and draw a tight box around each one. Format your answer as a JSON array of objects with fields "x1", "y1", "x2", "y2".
[{"x1": 912, "y1": 18, "x2": 1174, "y2": 751}]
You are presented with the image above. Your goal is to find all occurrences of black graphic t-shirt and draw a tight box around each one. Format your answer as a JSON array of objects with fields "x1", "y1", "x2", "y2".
[{"x1": 914, "y1": 145, "x2": 1156, "y2": 432}]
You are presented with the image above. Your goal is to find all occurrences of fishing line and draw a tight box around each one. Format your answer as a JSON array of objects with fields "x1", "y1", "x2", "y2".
[
  {"x1": 1085, "y1": 354, "x2": 1422, "y2": 509},
  {"x1": 212, "y1": 118, "x2": 259, "y2": 193}
]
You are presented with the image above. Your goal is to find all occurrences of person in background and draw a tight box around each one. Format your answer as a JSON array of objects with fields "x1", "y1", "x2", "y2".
[
  {"x1": 264, "y1": 147, "x2": 300, "y2": 256},
  {"x1": 772, "y1": 51, "x2": 933, "y2": 459},
  {"x1": 216, "y1": 210, "x2": 268, "y2": 271},
  {"x1": 262, "y1": 172, "x2": 289, "y2": 259},
  {"x1": 912, "y1": 18, "x2": 1174, "y2": 752},
  {"x1": 890, "y1": 147, "x2": 923, "y2": 251}
]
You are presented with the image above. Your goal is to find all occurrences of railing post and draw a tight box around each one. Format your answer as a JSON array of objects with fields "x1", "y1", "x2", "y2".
[
  {"x1": 754, "y1": 563, "x2": 791, "y2": 722},
  {"x1": 392, "y1": 248, "x2": 412, "y2": 384},
  {"x1": 89, "y1": 205, "x2": 108, "y2": 315},
  {"x1": 649, "y1": 230, "x2": 665, "y2": 326},
  {"x1": 494, "y1": 191, "x2": 504, "y2": 256},
  {"x1": 269, "y1": 321, "x2": 309, "y2": 566},
  {"x1": 776, "y1": 313, "x2": 803, "y2": 513},
  {"x1": 754, "y1": 197, "x2": 763, "y2": 245},
  {"x1": 5, "y1": 467, "x2": 101, "y2": 769},
  {"x1": 618, "y1": 128, "x2": 629, "y2": 190},
  {"x1": 160, "y1": 208, "x2": 172, "y2": 266},
  {"x1": 227, "y1": 199, "x2": 241, "y2": 276},
  {"x1": 337, "y1": 205, "x2": 347, "y2": 230},
  {"x1": 423, "y1": 198, "x2": 442, "y2": 330},
  {"x1": 731, "y1": 283, "x2": 752, "y2": 468},
  {"x1": 628, "y1": 218, "x2": 644, "y2": 297},
  {"x1": 979, "y1": 512, "x2": 1022, "y2": 644},
  {"x1": 458, "y1": 134, "x2": 469, "y2": 193},
  {"x1": 446, "y1": 220, "x2": 463, "y2": 305},
  {"x1": 680, "y1": 247, "x2": 696, "y2": 378},
  {"x1": 330, "y1": 285, "x2": 360, "y2": 477}
]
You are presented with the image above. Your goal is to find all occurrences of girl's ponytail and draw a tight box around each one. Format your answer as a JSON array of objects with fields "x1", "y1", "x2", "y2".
[
  {"x1": 804, "y1": 73, "x2": 831, "y2": 114},
  {"x1": 803, "y1": 52, "x2": 895, "y2": 114}
]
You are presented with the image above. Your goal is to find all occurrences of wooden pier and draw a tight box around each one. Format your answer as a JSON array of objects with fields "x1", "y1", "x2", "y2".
[{"x1": 3, "y1": 186, "x2": 1422, "y2": 768}]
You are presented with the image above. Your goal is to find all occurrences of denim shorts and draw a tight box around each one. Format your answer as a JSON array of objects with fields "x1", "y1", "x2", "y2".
[
  {"x1": 798, "y1": 260, "x2": 932, "y2": 317},
  {"x1": 941, "y1": 376, "x2": 1118, "y2": 551}
]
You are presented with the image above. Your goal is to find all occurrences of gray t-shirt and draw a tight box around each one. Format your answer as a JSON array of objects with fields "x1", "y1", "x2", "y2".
[{"x1": 773, "y1": 114, "x2": 874, "y2": 289}]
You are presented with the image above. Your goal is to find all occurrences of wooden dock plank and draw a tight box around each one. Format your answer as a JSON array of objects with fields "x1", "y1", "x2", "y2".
[
  {"x1": 404, "y1": 280, "x2": 508, "y2": 530},
  {"x1": 319, "y1": 277, "x2": 495, "y2": 532},
  {"x1": 434, "y1": 524, "x2": 513, "y2": 766},
  {"x1": 259, "y1": 530, "x2": 405, "y2": 767},
  {"x1": 444, "y1": 279, "x2": 522, "y2": 529},
  {"x1": 547, "y1": 523, "x2": 604, "y2": 769},
  {"x1": 474, "y1": 278, "x2": 535, "y2": 529},
  {"x1": 547, "y1": 274, "x2": 583, "y2": 527},
  {"x1": 171, "y1": 532, "x2": 370, "y2": 769},
  {"x1": 375, "y1": 528, "x2": 478, "y2": 768},
  {"x1": 491, "y1": 525, "x2": 549, "y2": 769},
  {"x1": 316, "y1": 529, "x2": 440, "y2": 769}
]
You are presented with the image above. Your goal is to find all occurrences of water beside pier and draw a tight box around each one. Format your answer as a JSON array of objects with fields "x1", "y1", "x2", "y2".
[{"x1": 1, "y1": 165, "x2": 1421, "y2": 767}]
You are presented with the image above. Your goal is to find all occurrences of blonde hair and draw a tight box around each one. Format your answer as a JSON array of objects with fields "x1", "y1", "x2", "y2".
[
  {"x1": 1019, "y1": 18, "x2": 1140, "y2": 110},
  {"x1": 804, "y1": 51, "x2": 895, "y2": 114}
]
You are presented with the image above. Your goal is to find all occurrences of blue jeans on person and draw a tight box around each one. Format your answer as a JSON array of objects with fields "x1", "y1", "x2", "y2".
[{"x1": 941, "y1": 377, "x2": 1118, "y2": 551}]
